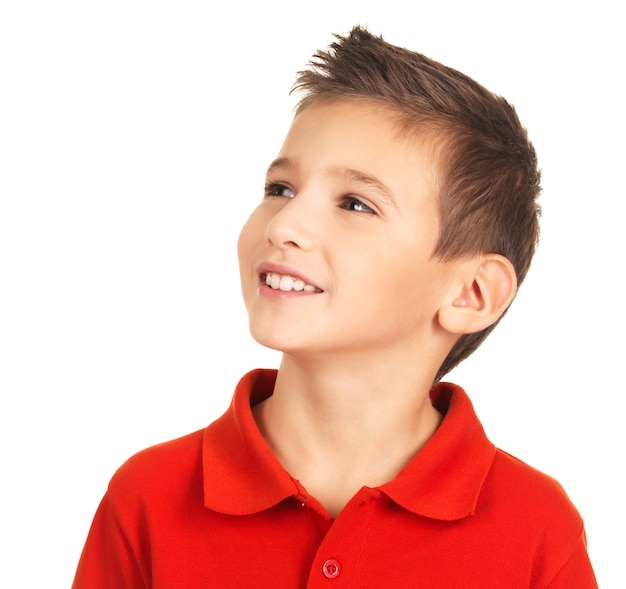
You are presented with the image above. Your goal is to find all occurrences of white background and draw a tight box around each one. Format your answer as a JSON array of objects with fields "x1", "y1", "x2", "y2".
[{"x1": 1, "y1": 1, "x2": 623, "y2": 587}]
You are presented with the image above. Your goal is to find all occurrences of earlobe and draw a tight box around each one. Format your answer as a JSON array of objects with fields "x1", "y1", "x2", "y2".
[{"x1": 439, "y1": 254, "x2": 517, "y2": 335}]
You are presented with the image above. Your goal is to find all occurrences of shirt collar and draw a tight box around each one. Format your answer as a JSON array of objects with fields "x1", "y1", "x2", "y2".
[
  {"x1": 203, "y1": 369, "x2": 297, "y2": 515},
  {"x1": 379, "y1": 381, "x2": 495, "y2": 520},
  {"x1": 202, "y1": 369, "x2": 495, "y2": 520}
]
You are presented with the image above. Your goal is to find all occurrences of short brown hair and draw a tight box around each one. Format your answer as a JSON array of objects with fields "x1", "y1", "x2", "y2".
[{"x1": 292, "y1": 26, "x2": 541, "y2": 381}]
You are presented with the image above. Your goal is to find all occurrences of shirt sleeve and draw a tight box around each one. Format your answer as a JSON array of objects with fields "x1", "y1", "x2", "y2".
[
  {"x1": 544, "y1": 530, "x2": 598, "y2": 589},
  {"x1": 72, "y1": 492, "x2": 148, "y2": 589}
]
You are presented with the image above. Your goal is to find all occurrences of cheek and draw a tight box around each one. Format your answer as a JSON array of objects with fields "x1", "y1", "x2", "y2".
[
  {"x1": 374, "y1": 244, "x2": 442, "y2": 307},
  {"x1": 237, "y1": 209, "x2": 264, "y2": 263},
  {"x1": 237, "y1": 220, "x2": 258, "y2": 298},
  {"x1": 236, "y1": 222, "x2": 250, "y2": 264}
]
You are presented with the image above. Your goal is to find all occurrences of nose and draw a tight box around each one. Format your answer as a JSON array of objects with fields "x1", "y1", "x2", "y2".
[{"x1": 264, "y1": 193, "x2": 318, "y2": 251}]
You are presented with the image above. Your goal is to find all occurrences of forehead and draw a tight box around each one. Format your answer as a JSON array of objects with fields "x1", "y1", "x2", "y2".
[
  {"x1": 275, "y1": 98, "x2": 444, "y2": 200},
  {"x1": 286, "y1": 98, "x2": 408, "y2": 145}
]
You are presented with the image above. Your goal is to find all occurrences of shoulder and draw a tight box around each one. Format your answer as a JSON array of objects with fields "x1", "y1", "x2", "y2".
[
  {"x1": 107, "y1": 429, "x2": 205, "y2": 504},
  {"x1": 489, "y1": 448, "x2": 580, "y2": 518},
  {"x1": 484, "y1": 448, "x2": 585, "y2": 561},
  {"x1": 488, "y1": 450, "x2": 597, "y2": 586}
]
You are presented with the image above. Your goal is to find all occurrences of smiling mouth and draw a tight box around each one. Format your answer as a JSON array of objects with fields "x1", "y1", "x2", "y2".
[{"x1": 262, "y1": 272, "x2": 321, "y2": 292}]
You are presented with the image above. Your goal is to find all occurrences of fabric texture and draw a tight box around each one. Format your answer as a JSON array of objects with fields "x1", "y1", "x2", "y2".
[{"x1": 73, "y1": 369, "x2": 597, "y2": 588}]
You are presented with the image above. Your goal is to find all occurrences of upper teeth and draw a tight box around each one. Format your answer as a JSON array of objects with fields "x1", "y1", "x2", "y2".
[{"x1": 265, "y1": 272, "x2": 317, "y2": 292}]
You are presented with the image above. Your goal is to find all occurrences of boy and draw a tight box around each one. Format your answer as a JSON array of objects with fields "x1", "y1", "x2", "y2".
[{"x1": 73, "y1": 26, "x2": 597, "y2": 587}]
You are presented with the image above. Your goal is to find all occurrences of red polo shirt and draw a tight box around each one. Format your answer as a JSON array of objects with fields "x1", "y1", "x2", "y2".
[{"x1": 73, "y1": 369, "x2": 597, "y2": 588}]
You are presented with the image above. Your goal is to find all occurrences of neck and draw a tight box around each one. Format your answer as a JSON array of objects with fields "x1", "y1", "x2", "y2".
[{"x1": 252, "y1": 353, "x2": 443, "y2": 517}]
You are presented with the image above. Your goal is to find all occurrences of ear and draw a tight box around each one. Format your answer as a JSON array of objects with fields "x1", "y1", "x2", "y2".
[{"x1": 439, "y1": 254, "x2": 517, "y2": 335}]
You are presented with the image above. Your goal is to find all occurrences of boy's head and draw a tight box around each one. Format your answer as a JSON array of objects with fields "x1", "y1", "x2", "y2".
[{"x1": 292, "y1": 26, "x2": 541, "y2": 381}]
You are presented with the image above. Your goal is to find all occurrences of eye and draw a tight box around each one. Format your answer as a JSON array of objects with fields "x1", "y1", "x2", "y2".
[
  {"x1": 340, "y1": 196, "x2": 375, "y2": 215},
  {"x1": 264, "y1": 182, "x2": 295, "y2": 199}
]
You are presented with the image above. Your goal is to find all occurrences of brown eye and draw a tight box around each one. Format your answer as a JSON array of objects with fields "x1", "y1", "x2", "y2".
[
  {"x1": 341, "y1": 196, "x2": 375, "y2": 215},
  {"x1": 265, "y1": 182, "x2": 295, "y2": 198}
]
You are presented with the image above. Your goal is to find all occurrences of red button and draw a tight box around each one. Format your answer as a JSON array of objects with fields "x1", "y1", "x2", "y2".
[{"x1": 322, "y1": 559, "x2": 341, "y2": 579}]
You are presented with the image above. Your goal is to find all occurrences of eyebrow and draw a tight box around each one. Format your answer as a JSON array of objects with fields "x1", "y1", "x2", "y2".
[
  {"x1": 335, "y1": 167, "x2": 398, "y2": 210},
  {"x1": 266, "y1": 157, "x2": 293, "y2": 175},
  {"x1": 266, "y1": 157, "x2": 399, "y2": 210}
]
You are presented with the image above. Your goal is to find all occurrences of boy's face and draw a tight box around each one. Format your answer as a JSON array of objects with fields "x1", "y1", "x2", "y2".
[{"x1": 238, "y1": 99, "x2": 459, "y2": 360}]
